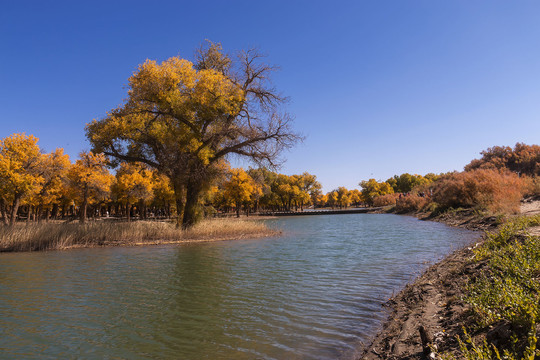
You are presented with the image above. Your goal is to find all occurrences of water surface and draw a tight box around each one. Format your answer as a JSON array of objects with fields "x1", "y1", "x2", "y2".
[{"x1": 0, "y1": 214, "x2": 477, "y2": 359}]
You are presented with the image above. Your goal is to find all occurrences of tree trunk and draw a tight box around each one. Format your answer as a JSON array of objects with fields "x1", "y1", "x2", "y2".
[
  {"x1": 52, "y1": 204, "x2": 58, "y2": 220},
  {"x1": 126, "y1": 203, "x2": 131, "y2": 222},
  {"x1": 9, "y1": 194, "x2": 21, "y2": 227},
  {"x1": 0, "y1": 198, "x2": 8, "y2": 226},
  {"x1": 182, "y1": 179, "x2": 203, "y2": 229},
  {"x1": 80, "y1": 194, "x2": 88, "y2": 224},
  {"x1": 140, "y1": 201, "x2": 146, "y2": 220},
  {"x1": 172, "y1": 179, "x2": 185, "y2": 229}
]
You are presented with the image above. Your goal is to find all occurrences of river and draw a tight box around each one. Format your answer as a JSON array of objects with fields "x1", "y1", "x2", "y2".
[{"x1": 0, "y1": 214, "x2": 477, "y2": 359}]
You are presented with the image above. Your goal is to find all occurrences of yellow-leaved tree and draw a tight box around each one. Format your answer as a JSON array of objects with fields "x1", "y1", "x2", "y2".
[
  {"x1": 150, "y1": 171, "x2": 175, "y2": 218},
  {"x1": 68, "y1": 152, "x2": 113, "y2": 223},
  {"x1": 112, "y1": 162, "x2": 154, "y2": 221},
  {"x1": 0, "y1": 133, "x2": 44, "y2": 226},
  {"x1": 335, "y1": 187, "x2": 350, "y2": 209},
  {"x1": 223, "y1": 168, "x2": 261, "y2": 217},
  {"x1": 359, "y1": 179, "x2": 394, "y2": 206},
  {"x1": 349, "y1": 189, "x2": 363, "y2": 207},
  {"x1": 33, "y1": 148, "x2": 71, "y2": 221},
  {"x1": 86, "y1": 41, "x2": 299, "y2": 228}
]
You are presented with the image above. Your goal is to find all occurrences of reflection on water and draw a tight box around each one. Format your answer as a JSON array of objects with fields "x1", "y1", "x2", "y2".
[{"x1": 0, "y1": 214, "x2": 477, "y2": 359}]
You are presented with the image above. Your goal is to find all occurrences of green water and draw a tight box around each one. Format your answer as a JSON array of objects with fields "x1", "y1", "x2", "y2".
[{"x1": 0, "y1": 214, "x2": 477, "y2": 359}]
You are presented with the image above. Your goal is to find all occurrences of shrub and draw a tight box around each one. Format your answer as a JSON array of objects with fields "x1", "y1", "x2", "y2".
[
  {"x1": 395, "y1": 194, "x2": 429, "y2": 213},
  {"x1": 372, "y1": 193, "x2": 399, "y2": 206},
  {"x1": 431, "y1": 169, "x2": 528, "y2": 215},
  {"x1": 524, "y1": 176, "x2": 540, "y2": 197}
]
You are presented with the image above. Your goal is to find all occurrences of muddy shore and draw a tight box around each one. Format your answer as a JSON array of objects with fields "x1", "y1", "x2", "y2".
[{"x1": 357, "y1": 199, "x2": 540, "y2": 359}]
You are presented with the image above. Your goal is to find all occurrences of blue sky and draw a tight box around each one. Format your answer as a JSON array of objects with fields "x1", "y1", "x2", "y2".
[{"x1": 1, "y1": 1, "x2": 539, "y2": 192}]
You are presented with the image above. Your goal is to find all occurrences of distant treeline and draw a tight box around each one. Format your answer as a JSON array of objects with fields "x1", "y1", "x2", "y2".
[
  {"x1": 367, "y1": 143, "x2": 540, "y2": 215},
  {"x1": 1, "y1": 133, "x2": 538, "y2": 226}
]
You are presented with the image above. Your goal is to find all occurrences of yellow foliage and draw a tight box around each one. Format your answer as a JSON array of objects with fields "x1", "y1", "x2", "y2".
[
  {"x1": 360, "y1": 178, "x2": 395, "y2": 205},
  {"x1": 68, "y1": 152, "x2": 113, "y2": 206},
  {"x1": 35, "y1": 148, "x2": 71, "y2": 209},
  {"x1": 223, "y1": 168, "x2": 261, "y2": 205},
  {"x1": 113, "y1": 162, "x2": 154, "y2": 205},
  {"x1": 0, "y1": 133, "x2": 44, "y2": 203}
]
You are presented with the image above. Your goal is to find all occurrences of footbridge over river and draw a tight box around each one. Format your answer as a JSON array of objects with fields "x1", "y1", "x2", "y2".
[{"x1": 258, "y1": 207, "x2": 385, "y2": 216}]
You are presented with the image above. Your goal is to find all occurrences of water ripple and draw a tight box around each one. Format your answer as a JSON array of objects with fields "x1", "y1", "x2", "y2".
[{"x1": 0, "y1": 214, "x2": 477, "y2": 359}]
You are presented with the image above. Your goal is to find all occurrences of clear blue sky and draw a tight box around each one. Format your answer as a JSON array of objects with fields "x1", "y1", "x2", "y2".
[{"x1": 1, "y1": 1, "x2": 539, "y2": 192}]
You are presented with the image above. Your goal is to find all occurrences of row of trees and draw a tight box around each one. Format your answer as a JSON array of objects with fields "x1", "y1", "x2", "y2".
[
  {"x1": 0, "y1": 133, "x2": 177, "y2": 226},
  {"x1": 2, "y1": 132, "x2": 538, "y2": 226},
  {"x1": 214, "y1": 170, "x2": 367, "y2": 216},
  {"x1": 0, "y1": 132, "x2": 372, "y2": 225},
  {"x1": 363, "y1": 143, "x2": 540, "y2": 215}
]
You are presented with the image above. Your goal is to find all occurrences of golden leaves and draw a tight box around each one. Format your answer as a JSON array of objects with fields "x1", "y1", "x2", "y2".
[
  {"x1": 0, "y1": 133, "x2": 45, "y2": 200},
  {"x1": 68, "y1": 151, "x2": 113, "y2": 205}
]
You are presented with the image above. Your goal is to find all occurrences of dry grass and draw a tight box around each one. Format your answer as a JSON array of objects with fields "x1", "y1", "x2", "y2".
[{"x1": 0, "y1": 218, "x2": 278, "y2": 252}]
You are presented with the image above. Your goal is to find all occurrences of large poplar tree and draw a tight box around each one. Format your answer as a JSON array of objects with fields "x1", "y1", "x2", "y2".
[{"x1": 86, "y1": 42, "x2": 299, "y2": 228}]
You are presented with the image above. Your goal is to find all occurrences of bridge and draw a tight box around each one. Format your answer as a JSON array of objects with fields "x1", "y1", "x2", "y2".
[{"x1": 257, "y1": 207, "x2": 385, "y2": 216}]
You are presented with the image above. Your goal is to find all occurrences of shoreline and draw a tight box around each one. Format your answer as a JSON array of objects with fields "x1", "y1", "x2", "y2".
[
  {"x1": 48, "y1": 231, "x2": 282, "y2": 252},
  {"x1": 357, "y1": 199, "x2": 540, "y2": 359},
  {"x1": 358, "y1": 239, "x2": 479, "y2": 359},
  {"x1": 0, "y1": 218, "x2": 279, "y2": 253}
]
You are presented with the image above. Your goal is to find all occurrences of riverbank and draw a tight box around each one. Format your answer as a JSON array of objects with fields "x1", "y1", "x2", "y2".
[
  {"x1": 359, "y1": 199, "x2": 540, "y2": 359},
  {"x1": 0, "y1": 218, "x2": 279, "y2": 252}
]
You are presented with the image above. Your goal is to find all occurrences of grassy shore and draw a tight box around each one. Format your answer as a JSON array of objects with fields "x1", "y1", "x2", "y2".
[
  {"x1": 442, "y1": 214, "x2": 540, "y2": 359},
  {"x1": 0, "y1": 218, "x2": 279, "y2": 252}
]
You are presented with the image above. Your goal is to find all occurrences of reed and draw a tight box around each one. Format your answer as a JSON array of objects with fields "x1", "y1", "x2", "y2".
[{"x1": 0, "y1": 219, "x2": 276, "y2": 252}]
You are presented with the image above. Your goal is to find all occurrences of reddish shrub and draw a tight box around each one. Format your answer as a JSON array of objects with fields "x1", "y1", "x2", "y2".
[
  {"x1": 524, "y1": 176, "x2": 540, "y2": 197},
  {"x1": 395, "y1": 194, "x2": 429, "y2": 213},
  {"x1": 431, "y1": 169, "x2": 528, "y2": 214},
  {"x1": 372, "y1": 193, "x2": 399, "y2": 206}
]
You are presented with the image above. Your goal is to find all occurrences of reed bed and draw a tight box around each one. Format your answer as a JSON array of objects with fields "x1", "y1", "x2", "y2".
[{"x1": 0, "y1": 219, "x2": 277, "y2": 252}]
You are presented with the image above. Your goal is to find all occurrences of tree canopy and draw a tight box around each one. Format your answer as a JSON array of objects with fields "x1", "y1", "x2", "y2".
[
  {"x1": 86, "y1": 42, "x2": 299, "y2": 228},
  {"x1": 465, "y1": 143, "x2": 540, "y2": 176}
]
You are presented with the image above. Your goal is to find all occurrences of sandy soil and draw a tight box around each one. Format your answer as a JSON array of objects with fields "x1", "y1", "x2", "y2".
[
  {"x1": 521, "y1": 197, "x2": 540, "y2": 236},
  {"x1": 357, "y1": 199, "x2": 540, "y2": 359}
]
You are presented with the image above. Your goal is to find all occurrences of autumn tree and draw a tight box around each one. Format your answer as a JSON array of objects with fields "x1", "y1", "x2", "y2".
[
  {"x1": 386, "y1": 173, "x2": 431, "y2": 194},
  {"x1": 68, "y1": 152, "x2": 113, "y2": 223},
  {"x1": 349, "y1": 189, "x2": 363, "y2": 206},
  {"x1": 294, "y1": 172, "x2": 321, "y2": 210},
  {"x1": 360, "y1": 179, "x2": 394, "y2": 206},
  {"x1": 33, "y1": 148, "x2": 71, "y2": 221},
  {"x1": 86, "y1": 42, "x2": 299, "y2": 228},
  {"x1": 151, "y1": 172, "x2": 175, "y2": 218},
  {"x1": 247, "y1": 167, "x2": 283, "y2": 212},
  {"x1": 0, "y1": 133, "x2": 45, "y2": 226},
  {"x1": 465, "y1": 143, "x2": 540, "y2": 176},
  {"x1": 326, "y1": 191, "x2": 338, "y2": 209},
  {"x1": 223, "y1": 168, "x2": 261, "y2": 217},
  {"x1": 113, "y1": 162, "x2": 154, "y2": 221},
  {"x1": 335, "y1": 186, "x2": 350, "y2": 208}
]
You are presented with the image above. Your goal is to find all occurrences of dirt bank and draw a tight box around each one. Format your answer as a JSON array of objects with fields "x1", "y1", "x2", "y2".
[{"x1": 358, "y1": 199, "x2": 540, "y2": 359}]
